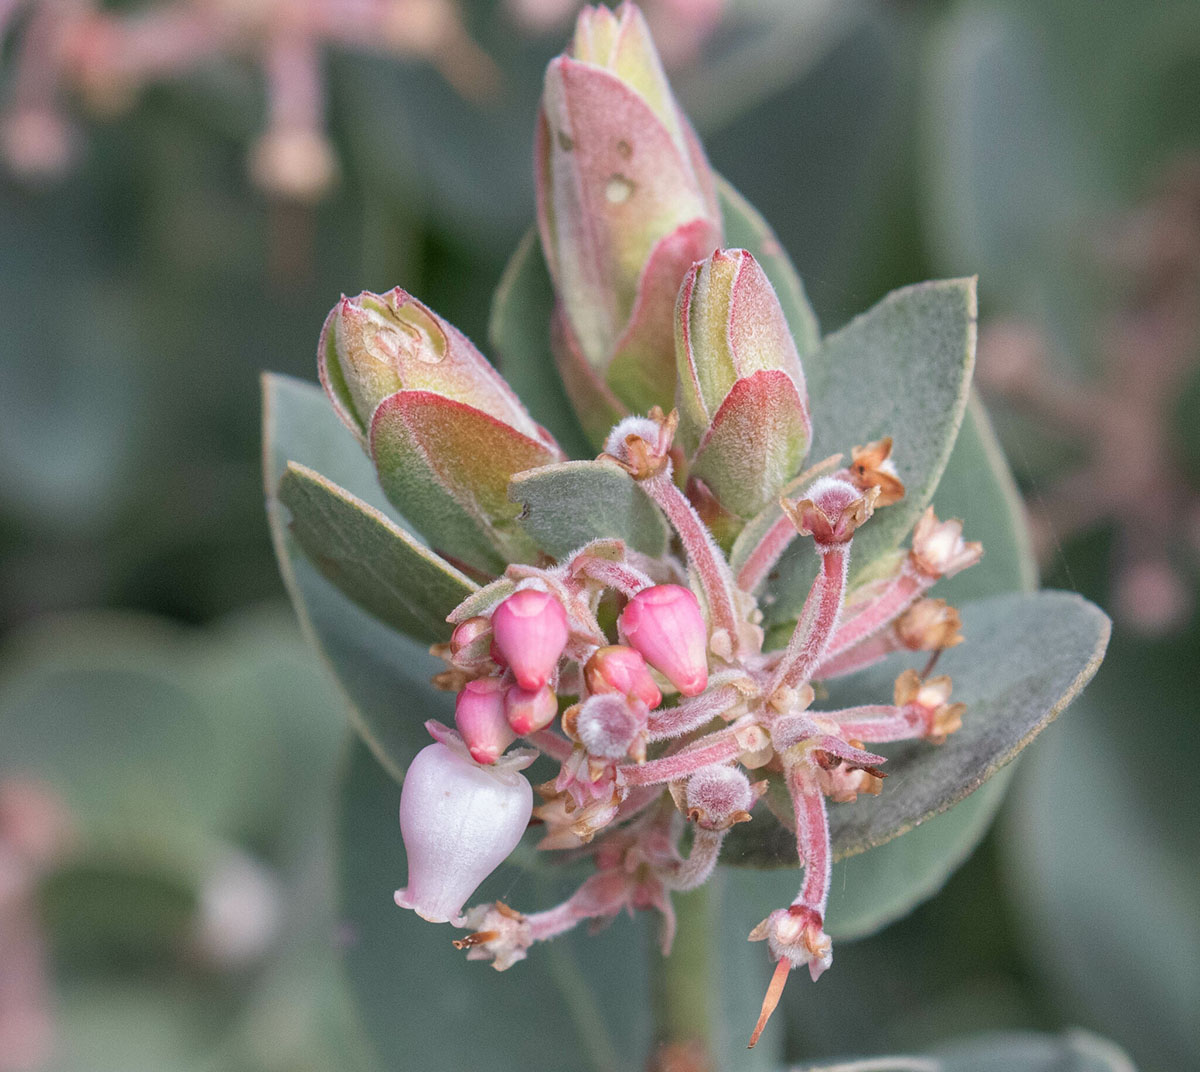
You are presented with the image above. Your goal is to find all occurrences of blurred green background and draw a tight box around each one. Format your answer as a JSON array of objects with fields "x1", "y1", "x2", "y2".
[{"x1": 1, "y1": 1, "x2": 1196, "y2": 1070}]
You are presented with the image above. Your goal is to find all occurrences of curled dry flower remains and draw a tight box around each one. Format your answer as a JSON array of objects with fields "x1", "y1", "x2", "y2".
[{"x1": 267, "y1": 1, "x2": 1110, "y2": 1060}]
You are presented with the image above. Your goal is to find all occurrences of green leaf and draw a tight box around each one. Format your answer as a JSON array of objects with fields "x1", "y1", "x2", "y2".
[
  {"x1": 278, "y1": 461, "x2": 476, "y2": 644},
  {"x1": 690, "y1": 368, "x2": 811, "y2": 523},
  {"x1": 1002, "y1": 691, "x2": 1200, "y2": 1070},
  {"x1": 716, "y1": 174, "x2": 821, "y2": 358},
  {"x1": 724, "y1": 590, "x2": 1110, "y2": 867},
  {"x1": 509, "y1": 459, "x2": 670, "y2": 560},
  {"x1": 264, "y1": 373, "x2": 457, "y2": 779},
  {"x1": 337, "y1": 739, "x2": 654, "y2": 1072},
  {"x1": 489, "y1": 230, "x2": 594, "y2": 460},
  {"x1": 740, "y1": 278, "x2": 977, "y2": 627},
  {"x1": 370, "y1": 391, "x2": 558, "y2": 572},
  {"x1": 798, "y1": 1029, "x2": 1137, "y2": 1071},
  {"x1": 932, "y1": 393, "x2": 1037, "y2": 603}
]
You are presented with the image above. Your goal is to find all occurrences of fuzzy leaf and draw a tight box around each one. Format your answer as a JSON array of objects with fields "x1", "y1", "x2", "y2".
[
  {"x1": 690, "y1": 368, "x2": 811, "y2": 522},
  {"x1": 716, "y1": 175, "x2": 820, "y2": 358},
  {"x1": 724, "y1": 590, "x2": 1110, "y2": 867},
  {"x1": 798, "y1": 1030, "x2": 1137, "y2": 1071},
  {"x1": 931, "y1": 393, "x2": 1037, "y2": 604},
  {"x1": 739, "y1": 278, "x2": 976, "y2": 627},
  {"x1": 278, "y1": 461, "x2": 476, "y2": 644},
  {"x1": 370, "y1": 390, "x2": 560, "y2": 572},
  {"x1": 264, "y1": 373, "x2": 458, "y2": 779},
  {"x1": 489, "y1": 231, "x2": 594, "y2": 460},
  {"x1": 510, "y1": 458, "x2": 670, "y2": 560}
]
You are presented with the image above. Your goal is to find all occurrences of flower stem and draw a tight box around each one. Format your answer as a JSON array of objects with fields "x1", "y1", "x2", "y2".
[{"x1": 648, "y1": 885, "x2": 716, "y2": 1072}]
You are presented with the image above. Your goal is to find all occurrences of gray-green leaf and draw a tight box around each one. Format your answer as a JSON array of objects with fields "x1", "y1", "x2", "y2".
[
  {"x1": 724, "y1": 590, "x2": 1110, "y2": 867},
  {"x1": 510, "y1": 459, "x2": 670, "y2": 560},
  {"x1": 739, "y1": 278, "x2": 977, "y2": 627},
  {"x1": 279, "y1": 461, "x2": 476, "y2": 644}
]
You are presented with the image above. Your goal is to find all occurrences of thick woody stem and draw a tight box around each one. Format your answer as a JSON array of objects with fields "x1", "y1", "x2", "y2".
[
  {"x1": 642, "y1": 471, "x2": 744, "y2": 657},
  {"x1": 647, "y1": 684, "x2": 743, "y2": 741},
  {"x1": 827, "y1": 704, "x2": 923, "y2": 743},
  {"x1": 770, "y1": 547, "x2": 848, "y2": 693},
  {"x1": 620, "y1": 731, "x2": 741, "y2": 787}
]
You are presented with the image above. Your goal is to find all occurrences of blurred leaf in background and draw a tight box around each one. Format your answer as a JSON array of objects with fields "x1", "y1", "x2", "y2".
[{"x1": 0, "y1": 605, "x2": 376, "y2": 1072}]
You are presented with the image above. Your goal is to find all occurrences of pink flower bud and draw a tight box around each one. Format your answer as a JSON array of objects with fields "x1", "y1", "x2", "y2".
[
  {"x1": 618, "y1": 584, "x2": 708, "y2": 697},
  {"x1": 451, "y1": 616, "x2": 491, "y2": 655},
  {"x1": 455, "y1": 678, "x2": 516, "y2": 765},
  {"x1": 490, "y1": 588, "x2": 569, "y2": 691},
  {"x1": 585, "y1": 645, "x2": 662, "y2": 709},
  {"x1": 505, "y1": 684, "x2": 559, "y2": 736},
  {"x1": 536, "y1": 3, "x2": 722, "y2": 422},
  {"x1": 574, "y1": 693, "x2": 646, "y2": 760},
  {"x1": 395, "y1": 742, "x2": 532, "y2": 924}
]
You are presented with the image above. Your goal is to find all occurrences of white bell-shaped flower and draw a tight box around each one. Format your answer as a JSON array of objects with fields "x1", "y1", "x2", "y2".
[{"x1": 394, "y1": 740, "x2": 533, "y2": 924}]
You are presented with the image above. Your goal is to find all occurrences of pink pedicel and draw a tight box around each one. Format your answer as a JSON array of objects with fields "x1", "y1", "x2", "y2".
[
  {"x1": 455, "y1": 678, "x2": 516, "y2": 765},
  {"x1": 618, "y1": 584, "x2": 708, "y2": 697},
  {"x1": 584, "y1": 645, "x2": 663, "y2": 709},
  {"x1": 490, "y1": 588, "x2": 569, "y2": 691},
  {"x1": 395, "y1": 742, "x2": 533, "y2": 924},
  {"x1": 505, "y1": 684, "x2": 559, "y2": 736}
]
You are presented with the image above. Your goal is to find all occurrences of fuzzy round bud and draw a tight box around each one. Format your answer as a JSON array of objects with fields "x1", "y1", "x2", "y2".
[
  {"x1": 505, "y1": 684, "x2": 559, "y2": 736},
  {"x1": 490, "y1": 588, "x2": 569, "y2": 691},
  {"x1": 395, "y1": 742, "x2": 532, "y2": 924},
  {"x1": 574, "y1": 693, "x2": 646, "y2": 760},
  {"x1": 782, "y1": 477, "x2": 876, "y2": 547},
  {"x1": 618, "y1": 584, "x2": 708, "y2": 696},
  {"x1": 455, "y1": 678, "x2": 516, "y2": 764},
  {"x1": 685, "y1": 765, "x2": 754, "y2": 830},
  {"x1": 584, "y1": 645, "x2": 662, "y2": 709}
]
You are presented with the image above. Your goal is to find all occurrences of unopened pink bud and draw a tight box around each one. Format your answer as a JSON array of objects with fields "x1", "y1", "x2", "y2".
[
  {"x1": 490, "y1": 588, "x2": 569, "y2": 691},
  {"x1": 451, "y1": 616, "x2": 492, "y2": 654},
  {"x1": 505, "y1": 684, "x2": 559, "y2": 736},
  {"x1": 395, "y1": 742, "x2": 532, "y2": 923},
  {"x1": 618, "y1": 584, "x2": 708, "y2": 697},
  {"x1": 455, "y1": 678, "x2": 516, "y2": 764},
  {"x1": 585, "y1": 645, "x2": 662, "y2": 709},
  {"x1": 574, "y1": 693, "x2": 646, "y2": 760}
]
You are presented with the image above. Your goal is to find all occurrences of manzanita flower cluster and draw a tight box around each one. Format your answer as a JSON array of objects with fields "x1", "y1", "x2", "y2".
[{"x1": 317, "y1": 3, "x2": 984, "y2": 1046}]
